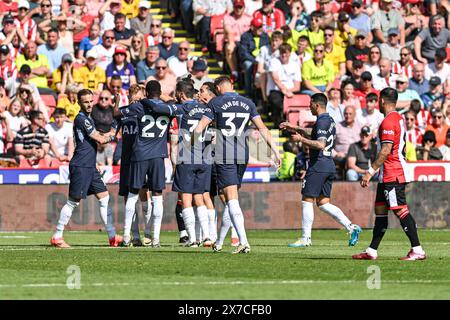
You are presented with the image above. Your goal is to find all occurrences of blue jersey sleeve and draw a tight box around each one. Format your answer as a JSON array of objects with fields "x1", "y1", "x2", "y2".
[
  {"x1": 141, "y1": 99, "x2": 176, "y2": 116},
  {"x1": 249, "y1": 101, "x2": 260, "y2": 120},
  {"x1": 203, "y1": 99, "x2": 216, "y2": 121},
  {"x1": 120, "y1": 102, "x2": 144, "y2": 118},
  {"x1": 315, "y1": 117, "x2": 331, "y2": 141},
  {"x1": 76, "y1": 115, "x2": 95, "y2": 136}
]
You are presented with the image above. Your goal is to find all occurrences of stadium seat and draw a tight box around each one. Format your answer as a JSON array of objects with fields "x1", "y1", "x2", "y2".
[
  {"x1": 283, "y1": 94, "x2": 315, "y2": 127},
  {"x1": 210, "y1": 13, "x2": 225, "y2": 53},
  {"x1": 41, "y1": 94, "x2": 56, "y2": 108}
]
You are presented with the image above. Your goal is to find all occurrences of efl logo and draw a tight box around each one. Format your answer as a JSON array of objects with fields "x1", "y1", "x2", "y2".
[{"x1": 414, "y1": 166, "x2": 445, "y2": 181}]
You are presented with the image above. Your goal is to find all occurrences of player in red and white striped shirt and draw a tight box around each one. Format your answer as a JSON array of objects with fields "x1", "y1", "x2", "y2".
[{"x1": 353, "y1": 87, "x2": 426, "y2": 261}]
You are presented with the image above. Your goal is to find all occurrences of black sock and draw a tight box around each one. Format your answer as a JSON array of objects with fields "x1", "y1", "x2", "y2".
[
  {"x1": 369, "y1": 216, "x2": 388, "y2": 250},
  {"x1": 399, "y1": 214, "x2": 421, "y2": 247},
  {"x1": 175, "y1": 203, "x2": 185, "y2": 234}
]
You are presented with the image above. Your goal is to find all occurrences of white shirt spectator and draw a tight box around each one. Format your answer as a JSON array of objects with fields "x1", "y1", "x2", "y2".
[
  {"x1": 4, "y1": 111, "x2": 28, "y2": 138},
  {"x1": 266, "y1": 56, "x2": 302, "y2": 93},
  {"x1": 358, "y1": 109, "x2": 384, "y2": 135},
  {"x1": 326, "y1": 102, "x2": 346, "y2": 124},
  {"x1": 424, "y1": 63, "x2": 450, "y2": 84},
  {"x1": 46, "y1": 121, "x2": 73, "y2": 157},
  {"x1": 372, "y1": 73, "x2": 398, "y2": 91},
  {"x1": 167, "y1": 56, "x2": 190, "y2": 78},
  {"x1": 256, "y1": 46, "x2": 299, "y2": 72},
  {"x1": 440, "y1": 144, "x2": 450, "y2": 160},
  {"x1": 90, "y1": 44, "x2": 117, "y2": 70},
  {"x1": 100, "y1": 11, "x2": 131, "y2": 34},
  {"x1": 5, "y1": 76, "x2": 41, "y2": 102},
  {"x1": 245, "y1": 0, "x2": 263, "y2": 16}
]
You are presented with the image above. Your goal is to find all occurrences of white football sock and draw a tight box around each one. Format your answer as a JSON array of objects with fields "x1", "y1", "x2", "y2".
[
  {"x1": 413, "y1": 245, "x2": 425, "y2": 254},
  {"x1": 180, "y1": 230, "x2": 188, "y2": 238},
  {"x1": 131, "y1": 211, "x2": 140, "y2": 240},
  {"x1": 151, "y1": 196, "x2": 163, "y2": 243},
  {"x1": 319, "y1": 203, "x2": 352, "y2": 232},
  {"x1": 124, "y1": 192, "x2": 139, "y2": 242},
  {"x1": 207, "y1": 209, "x2": 217, "y2": 242},
  {"x1": 182, "y1": 207, "x2": 196, "y2": 243},
  {"x1": 228, "y1": 199, "x2": 248, "y2": 246},
  {"x1": 141, "y1": 200, "x2": 152, "y2": 238},
  {"x1": 366, "y1": 247, "x2": 378, "y2": 257},
  {"x1": 301, "y1": 201, "x2": 314, "y2": 239},
  {"x1": 231, "y1": 226, "x2": 238, "y2": 239},
  {"x1": 53, "y1": 200, "x2": 79, "y2": 239},
  {"x1": 99, "y1": 195, "x2": 116, "y2": 239},
  {"x1": 194, "y1": 209, "x2": 202, "y2": 242},
  {"x1": 217, "y1": 204, "x2": 231, "y2": 246},
  {"x1": 196, "y1": 205, "x2": 210, "y2": 240}
]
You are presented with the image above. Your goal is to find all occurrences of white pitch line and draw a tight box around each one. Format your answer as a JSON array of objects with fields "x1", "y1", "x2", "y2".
[
  {"x1": 0, "y1": 236, "x2": 30, "y2": 239},
  {"x1": 1, "y1": 279, "x2": 450, "y2": 289}
]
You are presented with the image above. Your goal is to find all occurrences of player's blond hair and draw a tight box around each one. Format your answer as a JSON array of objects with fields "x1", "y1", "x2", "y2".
[{"x1": 128, "y1": 84, "x2": 144, "y2": 101}]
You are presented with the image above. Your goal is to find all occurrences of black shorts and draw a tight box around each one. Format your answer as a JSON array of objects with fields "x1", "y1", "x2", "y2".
[
  {"x1": 119, "y1": 162, "x2": 131, "y2": 196},
  {"x1": 301, "y1": 170, "x2": 334, "y2": 198},
  {"x1": 129, "y1": 158, "x2": 166, "y2": 192},
  {"x1": 68, "y1": 165, "x2": 107, "y2": 200},
  {"x1": 215, "y1": 163, "x2": 247, "y2": 190},
  {"x1": 172, "y1": 164, "x2": 212, "y2": 194},
  {"x1": 375, "y1": 182, "x2": 407, "y2": 210},
  {"x1": 209, "y1": 164, "x2": 219, "y2": 197}
]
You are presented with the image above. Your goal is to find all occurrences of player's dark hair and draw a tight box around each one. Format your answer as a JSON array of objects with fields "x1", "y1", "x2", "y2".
[
  {"x1": 176, "y1": 80, "x2": 195, "y2": 99},
  {"x1": 366, "y1": 92, "x2": 378, "y2": 102},
  {"x1": 29, "y1": 110, "x2": 43, "y2": 122},
  {"x1": 380, "y1": 87, "x2": 398, "y2": 105},
  {"x1": 202, "y1": 82, "x2": 219, "y2": 97},
  {"x1": 53, "y1": 108, "x2": 67, "y2": 116},
  {"x1": 145, "y1": 80, "x2": 161, "y2": 98},
  {"x1": 77, "y1": 89, "x2": 93, "y2": 101},
  {"x1": 311, "y1": 93, "x2": 328, "y2": 108},
  {"x1": 214, "y1": 76, "x2": 232, "y2": 87}
]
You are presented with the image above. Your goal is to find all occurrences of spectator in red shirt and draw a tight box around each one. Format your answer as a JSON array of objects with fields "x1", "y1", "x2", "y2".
[
  {"x1": 0, "y1": 0, "x2": 19, "y2": 15},
  {"x1": 253, "y1": 0, "x2": 286, "y2": 34},
  {"x1": 354, "y1": 71, "x2": 379, "y2": 108}
]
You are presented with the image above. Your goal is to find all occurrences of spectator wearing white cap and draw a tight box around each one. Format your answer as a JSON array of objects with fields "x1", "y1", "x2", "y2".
[
  {"x1": 396, "y1": 73, "x2": 424, "y2": 110},
  {"x1": 14, "y1": 0, "x2": 37, "y2": 42},
  {"x1": 380, "y1": 28, "x2": 401, "y2": 62},
  {"x1": 74, "y1": 50, "x2": 106, "y2": 94},
  {"x1": 37, "y1": 28, "x2": 69, "y2": 73},
  {"x1": 131, "y1": 1, "x2": 153, "y2": 35}
]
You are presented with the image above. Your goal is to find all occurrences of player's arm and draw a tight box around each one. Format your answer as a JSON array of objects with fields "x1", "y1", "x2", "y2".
[
  {"x1": 361, "y1": 142, "x2": 392, "y2": 188},
  {"x1": 279, "y1": 121, "x2": 312, "y2": 136},
  {"x1": 140, "y1": 99, "x2": 176, "y2": 116},
  {"x1": 252, "y1": 116, "x2": 281, "y2": 166},
  {"x1": 294, "y1": 134, "x2": 326, "y2": 150},
  {"x1": 194, "y1": 116, "x2": 212, "y2": 135},
  {"x1": 90, "y1": 129, "x2": 115, "y2": 144},
  {"x1": 112, "y1": 93, "x2": 122, "y2": 118}
]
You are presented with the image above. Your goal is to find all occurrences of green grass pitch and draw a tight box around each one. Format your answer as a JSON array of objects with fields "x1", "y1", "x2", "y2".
[{"x1": 0, "y1": 229, "x2": 449, "y2": 300}]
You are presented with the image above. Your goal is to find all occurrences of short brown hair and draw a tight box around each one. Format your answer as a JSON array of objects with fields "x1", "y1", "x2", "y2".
[
  {"x1": 77, "y1": 88, "x2": 93, "y2": 101},
  {"x1": 128, "y1": 84, "x2": 144, "y2": 100}
]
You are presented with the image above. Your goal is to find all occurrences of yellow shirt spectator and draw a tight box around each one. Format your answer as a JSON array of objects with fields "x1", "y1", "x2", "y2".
[
  {"x1": 57, "y1": 95, "x2": 80, "y2": 122},
  {"x1": 121, "y1": 0, "x2": 140, "y2": 19},
  {"x1": 406, "y1": 141, "x2": 417, "y2": 161},
  {"x1": 295, "y1": 29, "x2": 324, "y2": 55},
  {"x1": 15, "y1": 54, "x2": 50, "y2": 88},
  {"x1": 334, "y1": 27, "x2": 357, "y2": 49},
  {"x1": 74, "y1": 66, "x2": 106, "y2": 92},
  {"x1": 324, "y1": 45, "x2": 345, "y2": 77},
  {"x1": 51, "y1": 68, "x2": 81, "y2": 92},
  {"x1": 302, "y1": 59, "x2": 334, "y2": 86}
]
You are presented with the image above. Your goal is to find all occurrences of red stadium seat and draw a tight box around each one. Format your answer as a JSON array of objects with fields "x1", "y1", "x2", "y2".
[
  {"x1": 210, "y1": 13, "x2": 225, "y2": 53},
  {"x1": 283, "y1": 94, "x2": 314, "y2": 126},
  {"x1": 41, "y1": 94, "x2": 56, "y2": 108}
]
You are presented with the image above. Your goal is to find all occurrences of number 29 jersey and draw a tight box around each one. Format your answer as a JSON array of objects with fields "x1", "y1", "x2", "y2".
[
  {"x1": 120, "y1": 99, "x2": 176, "y2": 162},
  {"x1": 309, "y1": 112, "x2": 336, "y2": 173},
  {"x1": 203, "y1": 92, "x2": 260, "y2": 164}
]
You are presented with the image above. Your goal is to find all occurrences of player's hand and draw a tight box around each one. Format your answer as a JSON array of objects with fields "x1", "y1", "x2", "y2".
[
  {"x1": 360, "y1": 171, "x2": 372, "y2": 188},
  {"x1": 291, "y1": 132, "x2": 303, "y2": 142},
  {"x1": 279, "y1": 122, "x2": 298, "y2": 133},
  {"x1": 160, "y1": 94, "x2": 173, "y2": 102}
]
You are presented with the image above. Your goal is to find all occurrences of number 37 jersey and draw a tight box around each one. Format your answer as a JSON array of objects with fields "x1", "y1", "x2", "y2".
[
  {"x1": 120, "y1": 99, "x2": 175, "y2": 162},
  {"x1": 309, "y1": 113, "x2": 336, "y2": 173}
]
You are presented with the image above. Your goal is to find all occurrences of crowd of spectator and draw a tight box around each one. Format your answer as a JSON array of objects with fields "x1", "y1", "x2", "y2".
[{"x1": 0, "y1": 0, "x2": 449, "y2": 180}]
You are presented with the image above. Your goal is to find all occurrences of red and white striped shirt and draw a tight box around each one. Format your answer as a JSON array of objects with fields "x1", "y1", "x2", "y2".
[
  {"x1": 392, "y1": 59, "x2": 416, "y2": 78},
  {"x1": 144, "y1": 34, "x2": 161, "y2": 48},
  {"x1": 415, "y1": 109, "x2": 431, "y2": 132},
  {"x1": 406, "y1": 127, "x2": 422, "y2": 146},
  {"x1": 14, "y1": 18, "x2": 37, "y2": 42},
  {"x1": 0, "y1": 59, "x2": 17, "y2": 79}
]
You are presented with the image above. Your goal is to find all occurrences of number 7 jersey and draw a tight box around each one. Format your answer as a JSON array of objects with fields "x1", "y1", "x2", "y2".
[
  {"x1": 309, "y1": 112, "x2": 336, "y2": 173},
  {"x1": 120, "y1": 99, "x2": 176, "y2": 162},
  {"x1": 203, "y1": 92, "x2": 260, "y2": 164}
]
